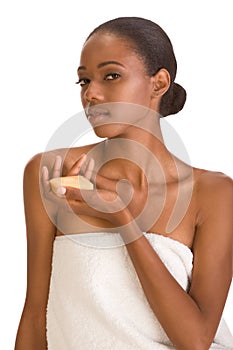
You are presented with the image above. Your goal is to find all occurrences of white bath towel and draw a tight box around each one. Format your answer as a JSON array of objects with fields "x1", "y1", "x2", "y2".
[{"x1": 46, "y1": 232, "x2": 233, "y2": 349}]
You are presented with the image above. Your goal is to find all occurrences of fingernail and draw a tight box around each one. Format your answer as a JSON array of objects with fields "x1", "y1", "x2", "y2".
[
  {"x1": 42, "y1": 166, "x2": 47, "y2": 174},
  {"x1": 80, "y1": 154, "x2": 87, "y2": 164},
  {"x1": 56, "y1": 186, "x2": 66, "y2": 195},
  {"x1": 55, "y1": 155, "x2": 62, "y2": 164}
]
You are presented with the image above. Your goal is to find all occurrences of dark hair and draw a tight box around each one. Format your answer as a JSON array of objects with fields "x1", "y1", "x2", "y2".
[{"x1": 86, "y1": 17, "x2": 186, "y2": 117}]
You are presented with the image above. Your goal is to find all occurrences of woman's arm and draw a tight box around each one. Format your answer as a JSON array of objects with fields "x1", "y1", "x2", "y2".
[
  {"x1": 59, "y1": 158, "x2": 233, "y2": 349},
  {"x1": 119, "y1": 172, "x2": 233, "y2": 350},
  {"x1": 15, "y1": 154, "x2": 56, "y2": 350}
]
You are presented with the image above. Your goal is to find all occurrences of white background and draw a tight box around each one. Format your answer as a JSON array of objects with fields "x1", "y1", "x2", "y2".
[{"x1": 0, "y1": 0, "x2": 232, "y2": 348}]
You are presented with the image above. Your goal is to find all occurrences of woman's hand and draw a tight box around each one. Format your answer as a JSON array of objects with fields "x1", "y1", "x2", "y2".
[
  {"x1": 41, "y1": 154, "x2": 134, "y2": 227},
  {"x1": 65, "y1": 156, "x2": 135, "y2": 227},
  {"x1": 41, "y1": 153, "x2": 88, "y2": 216}
]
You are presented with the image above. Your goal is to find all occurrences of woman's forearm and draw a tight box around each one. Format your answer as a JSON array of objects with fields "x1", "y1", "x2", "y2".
[
  {"x1": 119, "y1": 222, "x2": 212, "y2": 350},
  {"x1": 15, "y1": 311, "x2": 47, "y2": 350}
]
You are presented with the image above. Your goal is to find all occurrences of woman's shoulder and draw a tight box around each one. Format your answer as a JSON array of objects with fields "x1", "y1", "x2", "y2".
[
  {"x1": 24, "y1": 142, "x2": 101, "y2": 175},
  {"x1": 193, "y1": 167, "x2": 232, "y2": 190},
  {"x1": 193, "y1": 167, "x2": 233, "y2": 211}
]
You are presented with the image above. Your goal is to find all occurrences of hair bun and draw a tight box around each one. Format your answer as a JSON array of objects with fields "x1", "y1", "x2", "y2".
[{"x1": 160, "y1": 83, "x2": 187, "y2": 117}]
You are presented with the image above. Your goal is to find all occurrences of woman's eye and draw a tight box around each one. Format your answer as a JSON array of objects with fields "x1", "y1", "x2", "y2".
[
  {"x1": 104, "y1": 73, "x2": 121, "y2": 81},
  {"x1": 75, "y1": 78, "x2": 90, "y2": 86}
]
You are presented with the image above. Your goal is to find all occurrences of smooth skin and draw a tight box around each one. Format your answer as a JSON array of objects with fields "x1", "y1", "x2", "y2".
[{"x1": 15, "y1": 33, "x2": 233, "y2": 350}]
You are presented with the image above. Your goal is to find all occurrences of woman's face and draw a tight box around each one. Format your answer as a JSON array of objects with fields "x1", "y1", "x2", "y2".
[{"x1": 77, "y1": 32, "x2": 157, "y2": 137}]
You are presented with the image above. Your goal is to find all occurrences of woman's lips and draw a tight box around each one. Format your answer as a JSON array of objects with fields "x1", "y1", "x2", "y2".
[
  {"x1": 86, "y1": 106, "x2": 110, "y2": 124},
  {"x1": 88, "y1": 114, "x2": 108, "y2": 124}
]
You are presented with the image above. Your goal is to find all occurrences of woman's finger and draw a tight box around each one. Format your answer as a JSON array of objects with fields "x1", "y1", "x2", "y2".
[
  {"x1": 41, "y1": 166, "x2": 51, "y2": 193},
  {"x1": 66, "y1": 187, "x2": 130, "y2": 226},
  {"x1": 89, "y1": 170, "x2": 133, "y2": 200},
  {"x1": 85, "y1": 168, "x2": 116, "y2": 192},
  {"x1": 52, "y1": 155, "x2": 63, "y2": 178},
  {"x1": 65, "y1": 187, "x2": 87, "y2": 201},
  {"x1": 84, "y1": 158, "x2": 95, "y2": 180},
  {"x1": 67, "y1": 153, "x2": 87, "y2": 176},
  {"x1": 41, "y1": 166, "x2": 68, "y2": 210}
]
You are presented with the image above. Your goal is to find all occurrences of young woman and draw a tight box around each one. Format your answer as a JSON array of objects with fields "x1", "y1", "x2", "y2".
[{"x1": 15, "y1": 17, "x2": 233, "y2": 349}]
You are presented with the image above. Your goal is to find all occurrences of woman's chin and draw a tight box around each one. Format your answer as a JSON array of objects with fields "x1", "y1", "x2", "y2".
[{"x1": 92, "y1": 124, "x2": 127, "y2": 139}]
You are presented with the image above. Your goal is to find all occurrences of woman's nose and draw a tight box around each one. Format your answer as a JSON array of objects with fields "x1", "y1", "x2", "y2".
[{"x1": 83, "y1": 82, "x2": 104, "y2": 103}]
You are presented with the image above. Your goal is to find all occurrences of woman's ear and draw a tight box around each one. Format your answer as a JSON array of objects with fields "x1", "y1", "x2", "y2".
[{"x1": 151, "y1": 69, "x2": 171, "y2": 98}]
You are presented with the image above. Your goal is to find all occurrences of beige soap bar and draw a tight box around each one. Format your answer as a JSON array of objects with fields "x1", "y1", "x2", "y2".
[{"x1": 49, "y1": 175, "x2": 94, "y2": 193}]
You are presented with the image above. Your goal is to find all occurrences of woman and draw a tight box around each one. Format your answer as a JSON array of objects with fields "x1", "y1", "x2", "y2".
[{"x1": 15, "y1": 17, "x2": 233, "y2": 349}]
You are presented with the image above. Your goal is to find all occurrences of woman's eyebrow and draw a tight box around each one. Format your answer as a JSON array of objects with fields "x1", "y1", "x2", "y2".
[
  {"x1": 97, "y1": 61, "x2": 125, "y2": 68},
  {"x1": 77, "y1": 61, "x2": 125, "y2": 72}
]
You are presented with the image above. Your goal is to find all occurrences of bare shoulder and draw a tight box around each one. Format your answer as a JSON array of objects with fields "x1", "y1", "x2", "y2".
[
  {"x1": 193, "y1": 168, "x2": 233, "y2": 226},
  {"x1": 196, "y1": 168, "x2": 232, "y2": 185},
  {"x1": 24, "y1": 141, "x2": 101, "y2": 177},
  {"x1": 195, "y1": 168, "x2": 232, "y2": 200}
]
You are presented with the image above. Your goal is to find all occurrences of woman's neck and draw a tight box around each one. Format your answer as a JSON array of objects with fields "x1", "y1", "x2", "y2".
[{"x1": 98, "y1": 116, "x2": 182, "y2": 187}]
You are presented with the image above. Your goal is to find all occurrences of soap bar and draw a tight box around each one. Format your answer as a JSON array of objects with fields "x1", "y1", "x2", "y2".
[{"x1": 49, "y1": 175, "x2": 94, "y2": 193}]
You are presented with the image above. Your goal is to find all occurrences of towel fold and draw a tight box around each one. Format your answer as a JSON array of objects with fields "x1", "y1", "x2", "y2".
[{"x1": 46, "y1": 232, "x2": 233, "y2": 349}]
